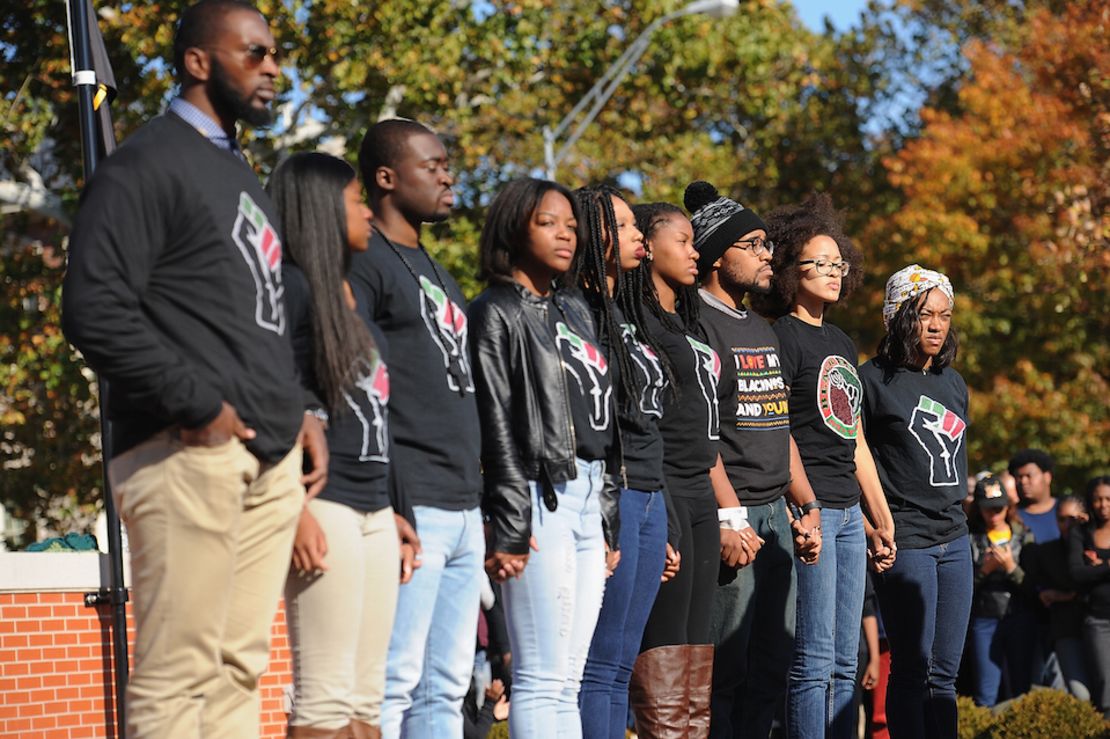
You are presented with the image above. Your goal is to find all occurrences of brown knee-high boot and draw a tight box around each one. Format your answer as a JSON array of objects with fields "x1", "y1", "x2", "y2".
[
  {"x1": 629, "y1": 644, "x2": 691, "y2": 739},
  {"x1": 686, "y1": 644, "x2": 714, "y2": 738}
]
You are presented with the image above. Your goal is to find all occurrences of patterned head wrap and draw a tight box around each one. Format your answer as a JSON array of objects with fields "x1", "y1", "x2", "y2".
[{"x1": 883, "y1": 264, "x2": 954, "y2": 328}]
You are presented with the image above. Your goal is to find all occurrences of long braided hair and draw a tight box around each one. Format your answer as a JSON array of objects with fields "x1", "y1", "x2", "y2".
[
  {"x1": 568, "y1": 185, "x2": 638, "y2": 415},
  {"x1": 632, "y1": 202, "x2": 706, "y2": 342}
]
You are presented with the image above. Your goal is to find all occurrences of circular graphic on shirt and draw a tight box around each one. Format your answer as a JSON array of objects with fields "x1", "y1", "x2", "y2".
[{"x1": 817, "y1": 355, "x2": 861, "y2": 439}]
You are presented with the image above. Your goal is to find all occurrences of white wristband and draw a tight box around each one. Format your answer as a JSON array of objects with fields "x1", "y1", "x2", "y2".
[{"x1": 718, "y1": 506, "x2": 749, "y2": 531}]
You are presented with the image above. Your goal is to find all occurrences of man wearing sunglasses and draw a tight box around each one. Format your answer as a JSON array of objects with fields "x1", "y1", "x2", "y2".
[{"x1": 63, "y1": 2, "x2": 327, "y2": 736}]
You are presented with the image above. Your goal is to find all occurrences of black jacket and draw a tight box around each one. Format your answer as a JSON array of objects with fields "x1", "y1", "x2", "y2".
[{"x1": 469, "y1": 281, "x2": 622, "y2": 555}]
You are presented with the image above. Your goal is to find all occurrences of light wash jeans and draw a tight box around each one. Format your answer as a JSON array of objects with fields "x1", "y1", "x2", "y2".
[
  {"x1": 381, "y1": 505, "x2": 484, "y2": 739},
  {"x1": 787, "y1": 503, "x2": 867, "y2": 739},
  {"x1": 503, "y1": 458, "x2": 608, "y2": 739}
]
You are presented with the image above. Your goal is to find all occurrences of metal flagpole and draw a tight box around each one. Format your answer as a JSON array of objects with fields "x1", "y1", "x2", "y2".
[{"x1": 65, "y1": 1, "x2": 129, "y2": 736}]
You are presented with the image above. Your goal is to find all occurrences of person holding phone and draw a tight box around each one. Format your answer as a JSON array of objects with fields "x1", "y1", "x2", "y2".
[{"x1": 967, "y1": 474, "x2": 1036, "y2": 707}]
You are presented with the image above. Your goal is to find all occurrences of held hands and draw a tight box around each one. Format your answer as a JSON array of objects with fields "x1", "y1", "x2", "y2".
[
  {"x1": 605, "y1": 545, "x2": 621, "y2": 578},
  {"x1": 792, "y1": 510, "x2": 822, "y2": 565},
  {"x1": 486, "y1": 536, "x2": 538, "y2": 583},
  {"x1": 291, "y1": 507, "x2": 328, "y2": 574},
  {"x1": 661, "y1": 543, "x2": 681, "y2": 583},
  {"x1": 867, "y1": 526, "x2": 897, "y2": 573},
  {"x1": 485, "y1": 679, "x2": 511, "y2": 721},
  {"x1": 720, "y1": 526, "x2": 764, "y2": 568},
  {"x1": 179, "y1": 401, "x2": 255, "y2": 447},
  {"x1": 394, "y1": 513, "x2": 422, "y2": 584}
]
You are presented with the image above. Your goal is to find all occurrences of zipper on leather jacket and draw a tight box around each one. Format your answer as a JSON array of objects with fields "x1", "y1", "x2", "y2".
[{"x1": 549, "y1": 297, "x2": 577, "y2": 459}]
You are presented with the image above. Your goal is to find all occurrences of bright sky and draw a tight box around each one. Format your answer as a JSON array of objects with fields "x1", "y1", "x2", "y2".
[{"x1": 790, "y1": 0, "x2": 869, "y2": 32}]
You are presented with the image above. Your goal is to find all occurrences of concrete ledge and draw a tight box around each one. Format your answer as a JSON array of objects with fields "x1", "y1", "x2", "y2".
[{"x1": 0, "y1": 551, "x2": 131, "y2": 592}]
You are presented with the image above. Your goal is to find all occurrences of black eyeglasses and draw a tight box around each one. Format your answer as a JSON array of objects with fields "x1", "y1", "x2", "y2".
[
  {"x1": 205, "y1": 43, "x2": 282, "y2": 67},
  {"x1": 731, "y1": 236, "x2": 774, "y2": 257},
  {"x1": 798, "y1": 258, "x2": 851, "y2": 277}
]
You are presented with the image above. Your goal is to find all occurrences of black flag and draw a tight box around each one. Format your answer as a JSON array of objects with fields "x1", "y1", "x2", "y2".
[{"x1": 86, "y1": 0, "x2": 117, "y2": 157}]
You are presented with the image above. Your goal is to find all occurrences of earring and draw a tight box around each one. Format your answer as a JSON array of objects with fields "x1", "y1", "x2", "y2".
[{"x1": 645, "y1": 249, "x2": 654, "y2": 262}]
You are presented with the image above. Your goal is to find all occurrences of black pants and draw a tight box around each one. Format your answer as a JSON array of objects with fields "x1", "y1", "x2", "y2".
[{"x1": 641, "y1": 492, "x2": 721, "y2": 648}]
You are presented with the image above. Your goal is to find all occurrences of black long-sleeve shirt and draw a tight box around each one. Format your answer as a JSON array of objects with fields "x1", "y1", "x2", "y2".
[
  {"x1": 1068, "y1": 525, "x2": 1110, "y2": 620},
  {"x1": 62, "y1": 113, "x2": 303, "y2": 462}
]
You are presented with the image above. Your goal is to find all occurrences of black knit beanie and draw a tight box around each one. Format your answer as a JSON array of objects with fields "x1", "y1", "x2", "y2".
[{"x1": 684, "y1": 181, "x2": 767, "y2": 278}]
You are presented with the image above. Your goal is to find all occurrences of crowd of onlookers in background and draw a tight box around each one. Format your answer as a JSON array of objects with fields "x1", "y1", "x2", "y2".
[{"x1": 959, "y1": 453, "x2": 1110, "y2": 719}]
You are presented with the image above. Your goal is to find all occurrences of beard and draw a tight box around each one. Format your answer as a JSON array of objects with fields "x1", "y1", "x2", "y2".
[
  {"x1": 721, "y1": 265, "x2": 772, "y2": 295},
  {"x1": 209, "y1": 59, "x2": 273, "y2": 128}
]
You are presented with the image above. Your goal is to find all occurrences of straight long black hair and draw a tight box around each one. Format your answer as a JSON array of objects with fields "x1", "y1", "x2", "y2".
[
  {"x1": 268, "y1": 152, "x2": 376, "y2": 414},
  {"x1": 876, "y1": 287, "x2": 959, "y2": 375}
]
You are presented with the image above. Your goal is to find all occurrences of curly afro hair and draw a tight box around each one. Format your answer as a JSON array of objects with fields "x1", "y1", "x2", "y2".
[{"x1": 750, "y1": 193, "x2": 863, "y2": 318}]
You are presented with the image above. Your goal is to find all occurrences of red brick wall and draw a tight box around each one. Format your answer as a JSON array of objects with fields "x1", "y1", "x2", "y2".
[{"x1": 0, "y1": 592, "x2": 292, "y2": 738}]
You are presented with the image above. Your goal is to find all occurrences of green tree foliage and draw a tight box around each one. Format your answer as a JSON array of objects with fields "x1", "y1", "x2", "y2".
[
  {"x1": 2, "y1": 0, "x2": 895, "y2": 542},
  {"x1": 1, "y1": 0, "x2": 1104, "y2": 539}
]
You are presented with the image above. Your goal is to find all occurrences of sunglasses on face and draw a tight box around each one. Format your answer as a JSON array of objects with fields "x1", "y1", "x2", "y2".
[{"x1": 204, "y1": 43, "x2": 282, "y2": 67}]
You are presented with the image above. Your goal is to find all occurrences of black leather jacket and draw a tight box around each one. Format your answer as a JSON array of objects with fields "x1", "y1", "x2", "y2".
[{"x1": 469, "y1": 281, "x2": 622, "y2": 555}]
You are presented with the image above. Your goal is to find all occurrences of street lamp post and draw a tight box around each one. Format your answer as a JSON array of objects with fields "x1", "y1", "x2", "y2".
[{"x1": 543, "y1": 0, "x2": 739, "y2": 180}]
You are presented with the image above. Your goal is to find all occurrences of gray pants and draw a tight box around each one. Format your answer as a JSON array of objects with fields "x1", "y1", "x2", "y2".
[
  {"x1": 709, "y1": 497, "x2": 797, "y2": 739},
  {"x1": 1083, "y1": 616, "x2": 1110, "y2": 718},
  {"x1": 1047, "y1": 636, "x2": 1091, "y2": 703}
]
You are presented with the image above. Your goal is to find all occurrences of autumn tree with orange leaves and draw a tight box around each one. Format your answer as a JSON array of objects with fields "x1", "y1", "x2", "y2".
[{"x1": 862, "y1": 0, "x2": 1109, "y2": 490}]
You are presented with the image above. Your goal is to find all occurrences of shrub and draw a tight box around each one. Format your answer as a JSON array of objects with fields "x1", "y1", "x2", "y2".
[
  {"x1": 959, "y1": 694, "x2": 997, "y2": 739},
  {"x1": 990, "y1": 689, "x2": 1108, "y2": 739}
]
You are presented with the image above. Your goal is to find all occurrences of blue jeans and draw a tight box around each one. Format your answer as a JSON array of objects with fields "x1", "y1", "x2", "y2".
[
  {"x1": 381, "y1": 505, "x2": 483, "y2": 739},
  {"x1": 787, "y1": 503, "x2": 866, "y2": 739},
  {"x1": 580, "y1": 488, "x2": 667, "y2": 739},
  {"x1": 504, "y1": 458, "x2": 609, "y2": 739},
  {"x1": 710, "y1": 496, "x2": 797, "y2": 739},
  {"x1": 874, "y1": 534, "x2": 972, "y2": 739},
  {"x1": 968, "y1": 609, "x2": 1038, "y2": 707}
]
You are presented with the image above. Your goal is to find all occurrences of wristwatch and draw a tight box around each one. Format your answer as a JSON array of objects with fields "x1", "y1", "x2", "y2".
[{"x1": 799, "y1": 500, "x2": 822, "y2": 516}]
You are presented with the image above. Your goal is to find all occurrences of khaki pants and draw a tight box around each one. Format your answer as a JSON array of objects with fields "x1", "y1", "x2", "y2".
[
  {"x1": 109, "y1": 431, "x2": 304, "y2": 739},
  {"x1": 285, "y1": 499, "x2": 400, "y2": 729}
]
